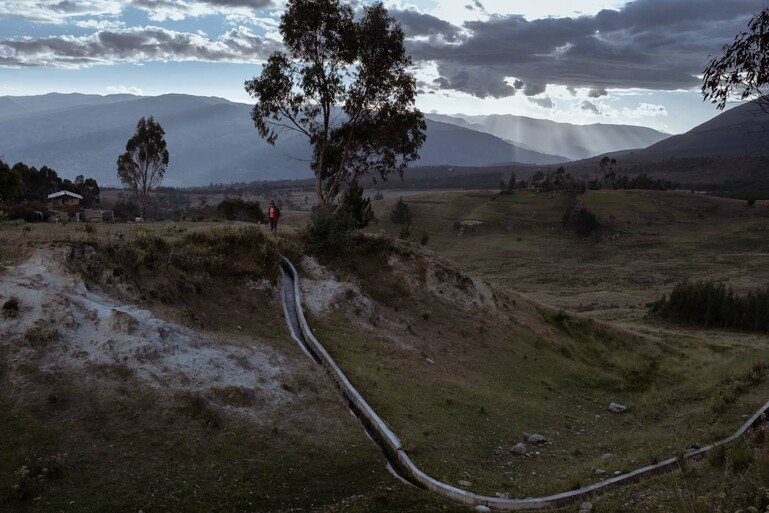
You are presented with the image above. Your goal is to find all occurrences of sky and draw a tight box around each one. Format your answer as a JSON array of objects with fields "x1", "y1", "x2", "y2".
[{"x1": 0, "y1": 0, "x2": 763, "y2": 134}]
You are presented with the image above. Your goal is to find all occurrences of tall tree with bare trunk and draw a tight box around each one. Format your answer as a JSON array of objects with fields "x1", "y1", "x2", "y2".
[
  {"x1": 117, "y1": 117, "x2": 169, "y2": 218},
  {"x1": 245, "y1": 0, "x2": 426, "y2": 208}
]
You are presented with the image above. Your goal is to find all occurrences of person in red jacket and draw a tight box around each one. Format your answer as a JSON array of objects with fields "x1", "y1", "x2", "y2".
[{"x1": 267, "y1": 200, "x2": 281, "y2": 234}]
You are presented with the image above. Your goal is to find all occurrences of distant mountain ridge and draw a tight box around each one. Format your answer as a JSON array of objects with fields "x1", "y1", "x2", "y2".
[
  {"x1": 0, "y1": 93, "x2": 566, "y2": 187},
  {"x1": 425, "y1": 113, "x2": 669, "y2": 160},
  {"x1": 637, "y1": 100, "x2": 769, "y2": 158}
]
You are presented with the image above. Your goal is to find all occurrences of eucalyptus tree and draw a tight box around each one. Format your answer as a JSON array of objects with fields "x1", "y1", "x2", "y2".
[
  {"x1": 703, "y1": 8, "x2": 769, "y2": 112},
  {"x1": 245, "y1": 0, "x2": 426, "y2": 208},
  {"x1": 117, "y1": 117, "x2": 169, "y2": 218}
]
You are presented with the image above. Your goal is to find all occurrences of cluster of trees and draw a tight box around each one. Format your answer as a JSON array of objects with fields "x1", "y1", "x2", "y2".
[
  {"x1": 649, "y1": 281, "x2": 769, "y2": 333},
  {"x1": 0, "y1": 158, "x2": 100, "y2": 218},
  {"x1": 304, "y1": 180, "x2": 375, "y2": 256},
  {"x1": 526, "y1": 165, "x2": 677, "y2": 194},
  {"x1": 216, "y1": 197, "x2": 266, "y2": 222}
]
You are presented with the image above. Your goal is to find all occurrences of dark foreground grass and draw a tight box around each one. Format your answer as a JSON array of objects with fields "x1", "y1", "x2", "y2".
[{"x1": 0, "y1": 374, "x2": 462, "y2": 513}]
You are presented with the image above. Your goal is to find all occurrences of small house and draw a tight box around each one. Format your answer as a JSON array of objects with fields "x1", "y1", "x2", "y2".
[
  {"x1": 47, "y1": 190, "x2": 83, "y2": 222},
  {"x1": 47, "y1": 190, "x2": 83, "y2": 208}
]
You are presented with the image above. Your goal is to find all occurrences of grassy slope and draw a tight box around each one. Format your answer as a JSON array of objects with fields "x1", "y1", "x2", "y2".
[
  {"x1": 306, "y1": 236, "x2": 769, "y2": 499},
  {"x1": 0, "y1": 223, "x2": 462, "y2": 513}
]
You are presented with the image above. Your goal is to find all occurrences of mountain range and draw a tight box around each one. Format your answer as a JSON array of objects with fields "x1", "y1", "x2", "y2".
[
  {"x1": 0, "y1": 93, "x2": 765, "y2": 187},
  {"x1": 424, "y1": 113, "x2": 669, "y2": 160},
  {"x1": 0, "y1": 93, "x2": 565, "y2": 187}
]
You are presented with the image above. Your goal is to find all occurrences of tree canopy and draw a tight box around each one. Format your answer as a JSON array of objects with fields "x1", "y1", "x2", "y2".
[
  {"x1": 117, "y1": 117, "x2": 169, "y2": 218},
  {"x1": 245, "y1": 0, "x2": 426, "y2": 208},
  {"x1": 703, "y1": 8, "x2": 769, "y2": 112}
]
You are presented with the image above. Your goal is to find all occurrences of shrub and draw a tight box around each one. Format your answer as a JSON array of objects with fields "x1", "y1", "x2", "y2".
[
  {"x1": 24, "y1": 321, "x2": 58, "y2": 346},
  {"x1": 649, "y1": 280, "x2": 769, "y2": 332},
  {"x1": 399, "y1": 223, "x2": 413, "y2": 240},
  {"x1": 216, "y1": 197, "x2": 266, "y2": 223},
  {"x1": 83, "y1": 223, "x2": 96, "y2": 234},
  {"x1": 389, "y1": 197, "x2": 412, "y2": 226},
  {"x1": 419, "y1": 231, "x2": 429, "y2": 246},
  {"x1": 6, "y1": 204, "x2": 44, "y2": 222},
  {"x1": 336, "y1": 180, "x2": 374, "y2": 229},
  {"x1": 562, "y1": 193, "x2": 599, "y2": 236},
  {"x1": 304, "y1": 210, "x2": 357, "y2": 257},
  {"x1": 748, "y1": 198, "x2": 757, "y2": 207},
  {"x1": 112, "y1": 200, "x2": 139, "y2": 221},
  {"x1": 3, "y1": 297, "x2": 19, "y2": 318}
]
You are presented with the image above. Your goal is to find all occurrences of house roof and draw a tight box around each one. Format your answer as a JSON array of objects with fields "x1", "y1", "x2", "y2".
[{"x1": 47, "y1": 190, "x2": 83, "y2": 200}]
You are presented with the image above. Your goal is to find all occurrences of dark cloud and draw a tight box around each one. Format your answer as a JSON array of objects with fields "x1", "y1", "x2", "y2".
[
  {"x1": 580, "y1": 100, "x2": 601, "y2": 114},
  {"x1": 409, "y1": 0, "x2": 762, "y2": 98},
  {"x1": 391, "y1": 9, "x2": 463, "y2": 43},
  {"x1": 588, "y1": 87, "x2": 607, "y2": 98},
  {"x1": 0, "y1": 25, "x2": 279, "y2": 67},
  {"x1": 529, "y1": 96, "x2": 554, "y2": 109}
]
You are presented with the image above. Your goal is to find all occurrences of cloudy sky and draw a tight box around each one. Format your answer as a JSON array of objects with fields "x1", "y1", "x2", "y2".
[{"x1": 0, "y1": 0, "x2": 762, "y2": 133}]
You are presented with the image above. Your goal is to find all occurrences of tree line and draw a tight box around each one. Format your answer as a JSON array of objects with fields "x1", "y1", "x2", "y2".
[
  {"x1": 0, "y1": 158, "x2": 100, "y2": 220},
  {"x1": 649, "y1": 281, "x2": 769, "y2": 333}
]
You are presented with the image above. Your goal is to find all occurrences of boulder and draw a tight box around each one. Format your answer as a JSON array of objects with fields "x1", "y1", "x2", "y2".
[
  {"x1": 512, "y1": 443, "x2": 528, "y2": 455},
  {"x1": 580, "y1": 501, "x2": 593, "y2": 512},
  {"x1": 527, "y1": 433, "x2": 547, "y2": 444},
  {"x1": 609, "y1": 402, "x2": 627, "y2": 413}
]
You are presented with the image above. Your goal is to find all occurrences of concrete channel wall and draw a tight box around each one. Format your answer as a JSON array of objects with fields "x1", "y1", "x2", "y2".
[{"x1": 279, "y1": 256, "x2": 769, "y2": 511}]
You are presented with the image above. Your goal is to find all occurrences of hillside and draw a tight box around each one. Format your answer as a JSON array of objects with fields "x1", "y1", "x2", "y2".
[
  {"x1": 0, "y1": 93, "x2": 565, "y2": 187},
  {"x1": 640, "y1": 100, "x2": 769, "y2": 158},
  {"x1": 426, "y1": 113, "x2": 669, "y2": 160}
]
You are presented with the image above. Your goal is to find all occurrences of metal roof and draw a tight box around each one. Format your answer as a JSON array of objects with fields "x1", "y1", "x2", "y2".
[{"x1": 47, "y1": 190, "x2": 83, "y2": 200}]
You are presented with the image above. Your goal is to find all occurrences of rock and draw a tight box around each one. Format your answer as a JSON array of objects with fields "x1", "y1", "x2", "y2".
[
  {"x1": 458, "y1": 480, "x2": 472, "y2": 487},
  {"x1": 503, "y1": 471, "x2": 515, "y2": 480},
  {"x1": 580, "y1": 501, "x2": 593, "y2": 512},
  {"x1": 609, "y1": 402, "x2": 627, "y2": 413},
  {"x1": 527, "y1": 433, "x2": 547, "y2": 444},
  {"x1": 108, "y1": 309, "x2": 138, "y2": 334},
  {"x1": 474, "y1": 506, "x2": 491, "y2": 512},
  {"x1": 594, "y1": 468, "x2": 606, "y2": 475},
  {"x1": 512, "y1": 443, "x2": 528, "y2": 455},
  {"x1": 601, "y1": 453, "x2": 614, "y2": 460}
]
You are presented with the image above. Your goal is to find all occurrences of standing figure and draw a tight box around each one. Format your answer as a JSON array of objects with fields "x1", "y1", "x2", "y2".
[{"x1": 268, "y1": 200, "x2": 281, "y2": 234}]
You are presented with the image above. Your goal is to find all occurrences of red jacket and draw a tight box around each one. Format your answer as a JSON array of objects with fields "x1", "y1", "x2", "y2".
[{"x1": 268, "y1": 205, "x2": 280, "y2": 220}]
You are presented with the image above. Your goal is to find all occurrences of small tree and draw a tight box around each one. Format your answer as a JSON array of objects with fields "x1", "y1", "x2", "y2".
[
  {"x1": 336, "y1": 179, "x2": 374, "y2": 229},
  {"x1": 0, "y1": 159, "x2": 23, "y2": 205},
  {"x1": 245, "y1": 0, "x2": 426, "y2": 208},
  {"x1": 501, "y1": 171, "x2": 516, "y2": 195},
  {"x1": 703, "y1": 9, "x2": 769, "y2": 112},
  {"x1": 117, "y1": 117, "x2": 169, "y2": 218},
  {"x1": 389, "y1": 197, "x2": 411, "y2": 226}
]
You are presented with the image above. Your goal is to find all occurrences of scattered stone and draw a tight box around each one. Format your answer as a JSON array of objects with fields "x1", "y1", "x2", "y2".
[
  {"x1": 108, "y1": 309, "x2": 138, "y2": 334},
  {"x1": 527, "y1": 433, "x2": 547, "y2": 444},
  {"x1": 580, "y1": 501, "x2": 593, "y2": 512},
  {"x1": 601, "y1": 453, "x2": 614, "y2": 460},
  {"x1": 594, "y1": 468, "x2": 606, "y2": 475},
  {"x1": 609, "y1": 402, "x2": 627, "y2": 413},
  {"x1": 503, "y1": 471, "x2": 515, "y2": 480},
  {"x1": 512, "y1": 443, "x2": 528, "y2": 455},
  {"x1": 458, "y1": 480, "x2": 472, "y2": 487},
  {"x1": 474, "y1": 506, "x2": 491, "y2": 512}
]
